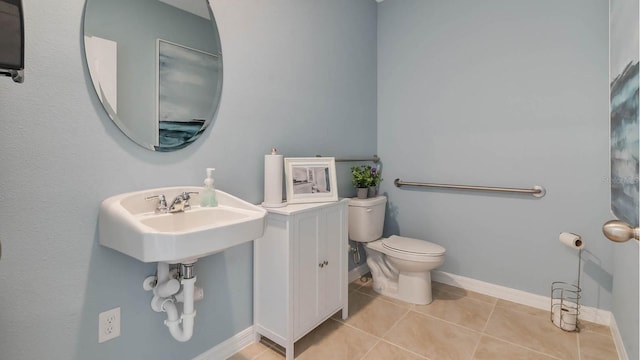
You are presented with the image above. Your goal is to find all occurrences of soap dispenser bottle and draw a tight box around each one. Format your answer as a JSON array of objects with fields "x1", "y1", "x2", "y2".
[{"x1": 200, "y1": 168, "x2": 218, "y2": 207}]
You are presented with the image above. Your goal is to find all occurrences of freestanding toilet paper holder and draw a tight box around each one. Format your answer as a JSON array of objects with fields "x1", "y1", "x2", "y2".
[{"x1": 550, "y1": 247, "x2": 582, "y2": 332}]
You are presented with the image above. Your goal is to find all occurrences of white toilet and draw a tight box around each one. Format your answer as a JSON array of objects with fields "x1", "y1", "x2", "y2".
[{"x1": 349, "y1": 196, "x2": 446, "y2": 305}]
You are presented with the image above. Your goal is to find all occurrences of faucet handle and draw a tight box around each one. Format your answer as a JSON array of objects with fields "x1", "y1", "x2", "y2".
[
  {"x1": 181, "y1": 191, "x2": 199, "y2": 200},
  {"x1": 180, "y1": 192, "x2": 199, "y2": 211},
  {"x1": 146, "y1": 194, "x2": 167, "y2": 202},
  {"x1": 146, "y1": 194, "x2": 168, "y2": 213}
]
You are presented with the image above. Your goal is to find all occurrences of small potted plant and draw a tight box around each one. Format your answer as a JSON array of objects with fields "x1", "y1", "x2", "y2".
[{"x1": 351, "y1": 165, "x2": 373, "y2": 199}]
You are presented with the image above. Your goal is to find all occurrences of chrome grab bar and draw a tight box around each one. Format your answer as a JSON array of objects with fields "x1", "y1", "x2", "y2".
[
  {"x1": 315, "y1": 155, "x2": 380, "y2": 163},
  {"x1": 394, "y1": 178, "x2": 546, "y2": 198}
]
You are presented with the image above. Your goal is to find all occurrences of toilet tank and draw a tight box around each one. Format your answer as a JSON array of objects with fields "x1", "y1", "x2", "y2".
[{"x1": 348, "y1": 196, "x2": 387, "y2": 242}]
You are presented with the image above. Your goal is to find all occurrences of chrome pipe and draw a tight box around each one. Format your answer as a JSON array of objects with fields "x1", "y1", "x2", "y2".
[
  {"x1": 181, "y1": 263, "x2": 195, "y2": 279},
  {"x1": 394, "y1": 178, "x2": 546, "y2": 198}
]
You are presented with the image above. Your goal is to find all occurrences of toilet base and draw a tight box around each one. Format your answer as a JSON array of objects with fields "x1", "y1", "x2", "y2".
[
  {"x1": 400, "y1": 271, "x2": 433, "y2": 305},
  {"x1": 371, "y1": 271, "x2": 433, "y2": 305},
  {"x1": 363, "y1": 240, "x2": 442, "y2": 306}
]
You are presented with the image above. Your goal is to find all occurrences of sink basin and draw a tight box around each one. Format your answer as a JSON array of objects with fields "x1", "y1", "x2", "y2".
[{"x1": 98, "y1": 186, "x2": 267, "y2": 263}]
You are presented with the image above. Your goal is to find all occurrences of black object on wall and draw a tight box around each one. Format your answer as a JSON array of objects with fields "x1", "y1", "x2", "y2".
[{"x1": 0, "y1": 0, "x2": 24, "y2": 83}]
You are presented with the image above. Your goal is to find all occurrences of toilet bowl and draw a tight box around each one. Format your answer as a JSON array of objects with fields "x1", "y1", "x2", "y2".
[{"x1": 349, "y1": 196, "x2": 446, "y2": 305}]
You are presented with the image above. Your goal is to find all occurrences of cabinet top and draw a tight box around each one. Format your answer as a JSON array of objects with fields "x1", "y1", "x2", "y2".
[{"x1": 263, "y1": 198, "x2": 349, "y2": 215}]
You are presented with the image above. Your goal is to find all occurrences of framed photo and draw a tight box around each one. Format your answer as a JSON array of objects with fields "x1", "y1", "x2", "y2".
[{"x1": 284, "y1": 157, "x2": 338, "y2": 204}]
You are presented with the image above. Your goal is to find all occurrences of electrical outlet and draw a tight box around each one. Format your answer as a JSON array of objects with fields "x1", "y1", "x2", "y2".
[{"x1": 98, "y1": 307, "x2": 121, "y2": 343}]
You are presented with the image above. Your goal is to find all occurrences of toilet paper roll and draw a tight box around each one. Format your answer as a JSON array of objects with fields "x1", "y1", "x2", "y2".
[
  {"x1": 262, "y1": 150, "x2": 285, "y2": 208},
  {"x1": 552, "y1": 301, "x2": 578, "y2": 331},
  {"x1": 559, "y1": 232, "x2": 583, "y2": 249}
]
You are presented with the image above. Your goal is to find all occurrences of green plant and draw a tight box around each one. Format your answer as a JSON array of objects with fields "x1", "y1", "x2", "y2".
[
  {"x1": 351, "y1": 165, "x2": 372, "y2": 188},
  {"x1": 350, "y1": 165, "x2": 382, "y2": 188}
]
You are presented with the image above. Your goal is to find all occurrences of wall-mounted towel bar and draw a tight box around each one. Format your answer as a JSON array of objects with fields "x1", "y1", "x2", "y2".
[
  {"x1": 394, "y1": 178, "x2": 546, "y2": 198},
  {"x1": 315, "y1": 155, "x2": 380, "y2": 163}
]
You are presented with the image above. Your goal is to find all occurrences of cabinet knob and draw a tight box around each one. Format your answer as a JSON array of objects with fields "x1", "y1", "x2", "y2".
[
  {"x1": 323, "y1": 260, "x2": 328, "y2": 266},
  {"x1": 319, "y1": 263, "x2": 324, "y2": 268}
]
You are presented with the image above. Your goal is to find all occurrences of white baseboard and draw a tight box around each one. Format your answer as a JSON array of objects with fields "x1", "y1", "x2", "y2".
[
  {"x1": 354, "y1": 267, "x2": 615, "y2": 326},
  {"x1": 192, "y1": 326, "x2": 255, "y2": 360},
  {"x1": 609, "y1": 315, "x2": 629, "y2": 360},
  {"x1": 431, "y1": 270, "x2": 612, "y2": 326}
]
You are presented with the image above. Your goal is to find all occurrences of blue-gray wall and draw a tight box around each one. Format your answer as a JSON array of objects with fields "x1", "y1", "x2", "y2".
[
  {"x1": 0, "y1": 1, "x2": 377, "y2": 359},
  {"x1": 378, "y1": 0, "x2": 613, "y2": 310},
  {"x1": 1, "y1": 1, "x2": 637, "y2": 359},
  {"x1": 612, "y1": 243, "x2": 639, "y2": 359}
]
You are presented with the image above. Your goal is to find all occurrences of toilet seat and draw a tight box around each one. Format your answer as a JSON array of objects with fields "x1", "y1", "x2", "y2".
[{"x1": 382, "y1": 235, "x2": 445, "y2": 256}]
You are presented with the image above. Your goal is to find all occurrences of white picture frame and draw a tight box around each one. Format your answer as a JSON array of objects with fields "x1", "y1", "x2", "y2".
[{"x1": 284, "y1": 157, "x2": 338, "y2": 204}]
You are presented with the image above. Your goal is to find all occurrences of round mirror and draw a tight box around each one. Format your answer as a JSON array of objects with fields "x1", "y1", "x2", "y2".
[{"x1": 83, "y1": 0, "x2": 223, "y2": 151}]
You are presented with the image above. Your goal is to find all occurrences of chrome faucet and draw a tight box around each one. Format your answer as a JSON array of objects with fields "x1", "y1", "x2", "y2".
[
  {"x1": 168, "y1": 191, "x2": 198, "y2": 213},
  {"x1": 146, "y1": 191, "x2": 198, "y2": 213}
]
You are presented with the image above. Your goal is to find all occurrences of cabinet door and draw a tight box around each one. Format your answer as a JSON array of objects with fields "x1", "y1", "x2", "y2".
[
  {"x1": 318, "y1": 204, "x2": 346, "y2": 316},
  {"x1": 293, "y1": 211, "x2": 321, "y2": 337}
]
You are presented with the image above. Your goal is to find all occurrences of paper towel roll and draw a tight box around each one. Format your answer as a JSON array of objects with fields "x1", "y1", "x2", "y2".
[
  {"x1": 263, "y1": 149, "x2": 285, "y2": 208},
  {"x1": 559, "y1": 232, "x2": 583, "y2": 249}
]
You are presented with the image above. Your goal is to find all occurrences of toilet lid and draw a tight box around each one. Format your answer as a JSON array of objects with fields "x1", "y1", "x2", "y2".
[{"x1": 382, "y1": 235, "x2": 446, "y2": 255}]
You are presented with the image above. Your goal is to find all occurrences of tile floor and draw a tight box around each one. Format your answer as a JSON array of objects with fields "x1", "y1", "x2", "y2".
[{"x1": 229, "y1": 276, "x2": 619, "y2": 360}]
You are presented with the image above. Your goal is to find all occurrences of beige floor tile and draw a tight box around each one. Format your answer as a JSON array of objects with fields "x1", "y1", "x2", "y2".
[
  {"x1": 349, "y1": 282, "x2": 363, "y2": 293},
  {"x1": 579, "y1": 320, "x2": 613, "y2": 336},
  {"x1": 579, "y1": 330, "x2": 619, "y2": 360},
  {"x1": 294, "y1": 318, "x2": 378, "y2": 360},
  {"x1": 432, "y1": 282, "x2": 498, "y2": 305},
  {"x1": 384, "y1": 311, "x2": 481, "y2": 360},
  {"x1": 362, "y1": 340, "x2": 426, "y2": 360},
  {"x1": 265, "y1": 341, "x2": 286, "y2": 357},
  {"x1": 228, "y1": 342, "x2": 273, "y2": 360},
  {"x1": 413, "y1": 288, "x2": 495, "y2": 331},
  {"x1": 338, "y1": 290, "x2": 409, "y2": 337},
  {"x1": 473, "y1": 336, "x2": 557, "y2": 360},
  {"x1": 494, "y1": 299, "x2": 548, "y2": 318},
  {"x1": 484, "y1": 306, "x2": 578, "y2": 360},
  {"x1": 238, "y1": 276, "x2": 618, "y2": 360},
  {"x1": 254, "y1": 347, "x2": 286, "y2": 360}
]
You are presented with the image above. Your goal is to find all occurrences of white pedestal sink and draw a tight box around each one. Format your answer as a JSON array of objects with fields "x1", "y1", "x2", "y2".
[
  {"x1": 98, "y1": 186, "x2": 267, "y2": 263},
  {"x1": 98, "y1": 186, "x2": 267, "y2": 342}
]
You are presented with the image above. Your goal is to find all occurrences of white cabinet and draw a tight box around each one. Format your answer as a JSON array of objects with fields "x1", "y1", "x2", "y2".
[{"x1": 254, "y1": 199, "x2": 349, "y2": 360}]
